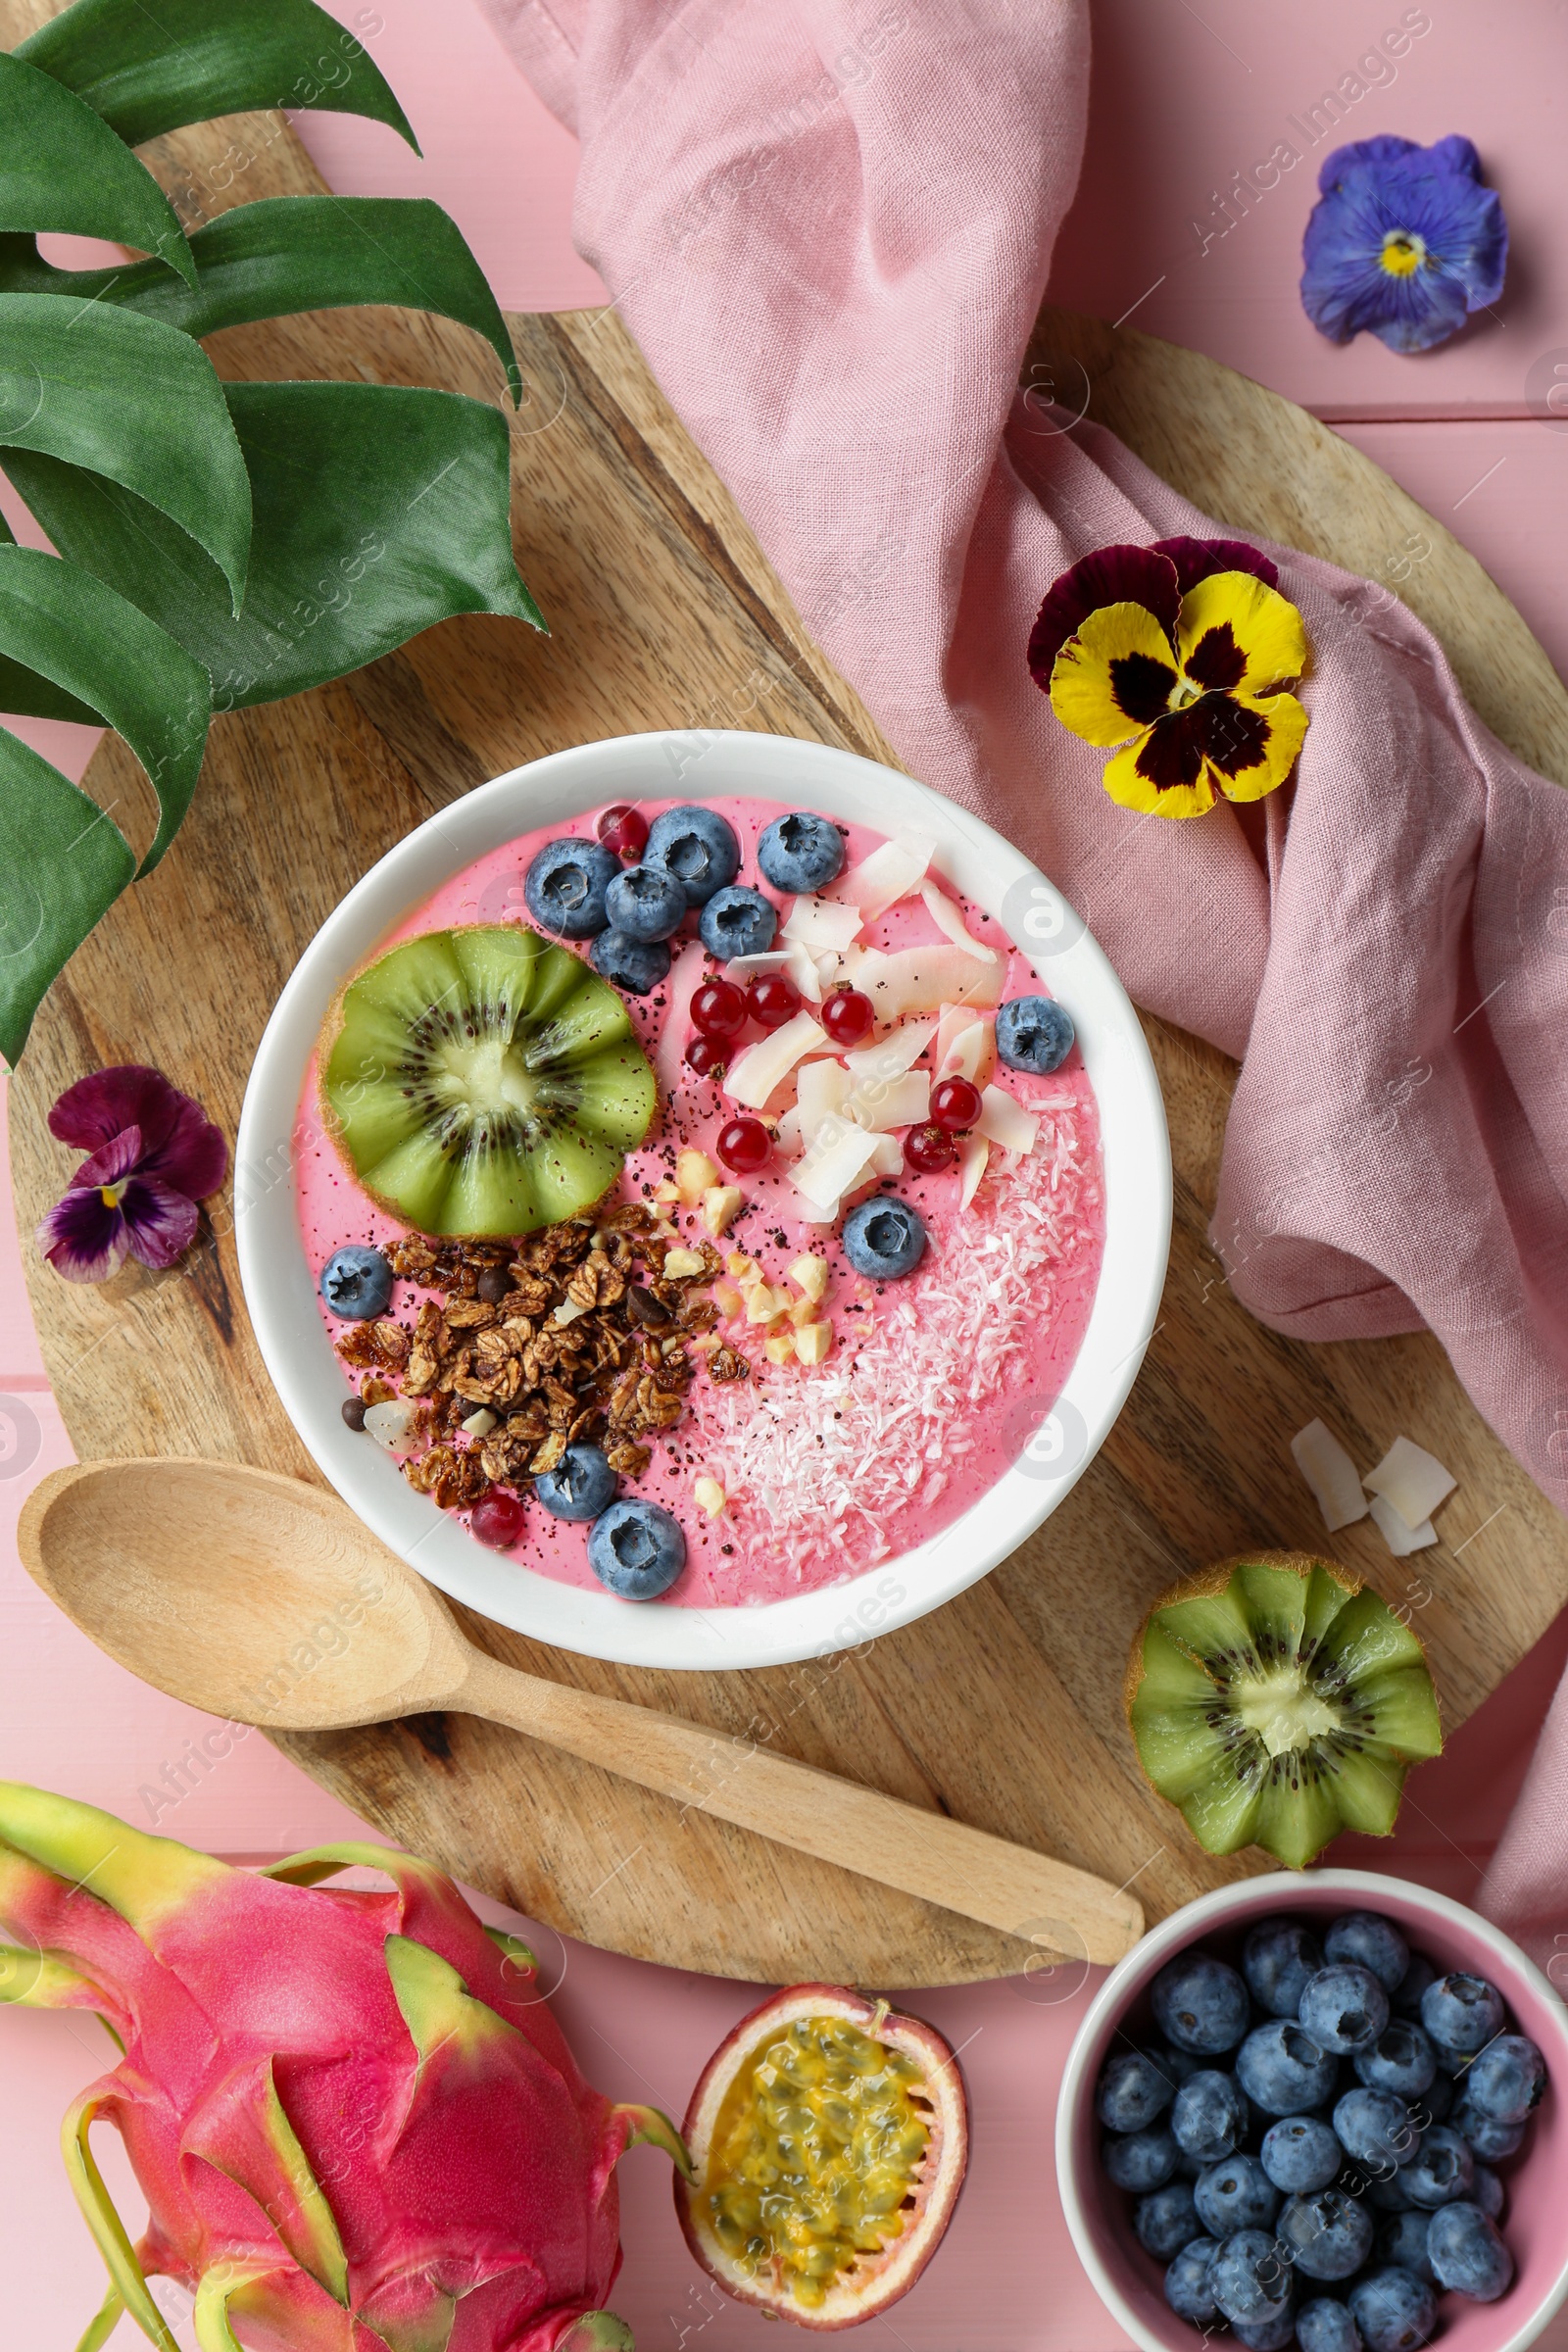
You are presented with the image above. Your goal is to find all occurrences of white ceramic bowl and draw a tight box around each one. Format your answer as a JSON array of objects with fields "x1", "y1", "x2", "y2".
[
  {"x1": 1057, "y1": 1869, "x2": 1568, "y2": 2352},
  {"x1": 236, "y1": 730, "x2": 1170, "y2": 1671}
]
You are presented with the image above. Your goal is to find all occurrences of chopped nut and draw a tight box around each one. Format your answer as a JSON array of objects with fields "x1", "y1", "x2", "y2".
[
  {"x1": 662, "y1": 1247, "x2": 707, "y2": 1280},
  {"x1": 744, "y1": 1281, "x2": 792, "y2": 1326},
  {"x1": 712, "y1": 1278, "x2": 746, "y2": 1321},
  {"x1": 701, "y1": 1184, "x2": 745, "y2": 1237},
  {"x1": 788, "y1": 1294, "x2": 821, "y2": 1328},
  {"x1": 461, "y1": 1407, "x2": 498, "y2": 1438},
  {"x1": 788, "y1": 1253, "x2": 831, "y2": 1303},
  {"x1": 553, "y1": 1298, "x2": 591, "y2": 1327},
  {"x1": 677, "y1": 1148, "x2": 721, "y2": 1205},
  {"x1": 649, "y1": 1220, "x2": 679, "y2": 1245},
  {"x1": 652, "y1": 1178, "x2": 682, "y2": 1203},
  {"x1": 709, "y1": 1346, "x2": 750, "y2": 1382},
  {"x1": 794, "y1": 1321, "x2": 833, "y2": 1366},
  {"x1": 694, "y1": 1475, "x2": 727, "y2": 1518},
  {"x1": 725, "y1": 1251, "x2": 760, "y2": 1281},
  {"x1": 529, "y1": 1431, "x2": 567, "y2": 1475},
  {"x1": 690, "y1": 1331, "x2": 721, "y2": 1354},
  {"x1": 764, "y1": 1332, "x2": 796, "y2": 1365}
]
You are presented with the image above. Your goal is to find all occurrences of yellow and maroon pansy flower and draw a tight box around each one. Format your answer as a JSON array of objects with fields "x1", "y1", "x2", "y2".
[{"x1": 1027, "y1": 537, "x2": 1310, "y2": 819}]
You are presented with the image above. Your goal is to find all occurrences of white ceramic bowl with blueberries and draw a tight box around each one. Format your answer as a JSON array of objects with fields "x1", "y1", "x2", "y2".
[
  {"x1": 237, "y1": 729, "x2": 1171, "y2": 1671},
  {"x1": 1056, "y1": 1870, "x2": 1568, "y2": 2352}
]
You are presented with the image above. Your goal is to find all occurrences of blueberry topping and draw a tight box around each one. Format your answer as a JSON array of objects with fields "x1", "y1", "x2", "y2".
[
  {"x1": 645, "y1": 805, "x2": 740, "y2": 905},
  {"x1": 1325, "y1": 1910, "x2": 1410, "y2": 1994},
  {"x1": 1244, "y1": 1918, "x2": 1324, "y2": 2019},
  {"x1": 698, "y1": 883, "x2": 777, "y2": 960},
  {"x1": 1195, "y1": 2153, "x2": 1280, "y2": 2236},
  {"x1": 533, "y1": 1443, "x2": 617, "y2": 1522},
  {"x1": 588, "y1": 1498, "x2": 686, "y2": 1598},
  {"x1": 1097, "y1": 2048, "x2": 1176, "y2": 2133},
  {"x1": 589, "y1": 928, "x2": 671, "y2": 995},
  {"x1": 1134, "y1": 2180, "x2": 1201, "y2": 2260},
  {"x1": 1333, "y1": 2085, "x2": 1423, "y2": 2173},
  {"x1": 1471, "y1": 2164, "x2": 1504, "y2": 2221},
  {"x1": 1353, "y1": 2020, "x2": 1437, "y2": 2100},
  {"x1": 605, "y1": 862, "x2": 687, "y2": 942},
  {"x1": 1295, "y1": 2297, "x2": 1361, "y2": 2352},
  {"x1": 1233, "y1": 2307, "x2": 1298, "y2": 2351},
  {"x1": 523, "y1": 836, "x2": 619, "y2": 937},
  {"x1": 1102, "y1": 2125, "x2": 1178, "y2": 2192},
  {"x1": 1400, "y1": 2123, "x2": 1474, "y2": 2209},
  {"x1": 757, "y1": 809, "x2": 845, "y2": 894},
  {"x1": 1391, "y1": 1950, "x2": 1437, "y2": 2018},
  {"x1": 1463, "y1": 2032, "x2": 1545, "y2": 2124},
  {"x1": 1164, "y1": 2235, "x2": 1220, "y2": 2324},
  {"x1": 1260, "y1": 2113, "x2": 1343, "y2": 2194},
  {"x1": 996, "y1": 993, "x2": 1074, "y2": 1074},
  {"x1": 1237, "y1": 2019, "x2": 1339, "y2": 2116},
  {"x1": 1209, "y1": 2228, "x2": 1295, "y2": 2325},
  {"x1": 1419, "y1": 1971, "x2": 1505, "y2": 2058},
  {"x1": 1348, "y1": 2266, "x2": 1437, "y2": 2352},
  {"x1": 1449, "y1": 2092, "x2": 1525, "y2": 2160},
  {"x1": 1152, "y1": 1951, "x2": 1251, "y2": 2056},
  {"x1": 320, "y1": 1245, "x2": 392, "y2": 1319},
  {"x1": 1172, "y1": 2070, "x2": 1249, "y2": 2164},
  {"x1": 1377, "y1": 2205, "x2": 1437, "y2": 2283},
  {"x1": 1426, "y1": 2200, "x2": 1514, "y2": 2301},
  {"x1": 1299, "y1": 1964, "x2": 1391, "y2": 2054},
  {"x1": 842, "y1": 1196, "x2": 926, "y2": 1281},
  {"x1": 1278, "y1": 2186, "x2": 1374, "y2": 2281}
]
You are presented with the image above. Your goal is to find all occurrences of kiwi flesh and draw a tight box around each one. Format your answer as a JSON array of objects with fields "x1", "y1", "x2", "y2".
[
  {"x1": 1125, "y1": 1550, "x2": 1443, "y2": 1870},
  {"x1": 319, "y1": 924, "x2": 657, "y2": 1237}
]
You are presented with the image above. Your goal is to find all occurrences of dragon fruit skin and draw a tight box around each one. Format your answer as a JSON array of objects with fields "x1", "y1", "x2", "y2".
[{"x1": 0, "y1": 1784, "x2": 686, "y2": 2352}]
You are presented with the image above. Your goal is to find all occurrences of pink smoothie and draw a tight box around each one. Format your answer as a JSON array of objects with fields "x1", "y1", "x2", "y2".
[{"x1": 296, "y1": 795, "x2": 1104, "y2": 1606}]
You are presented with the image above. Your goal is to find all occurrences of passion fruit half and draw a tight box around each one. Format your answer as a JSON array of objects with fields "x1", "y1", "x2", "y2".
[{"x1": 675, "y1": 1983, "x2": 967, "y2": 2329}]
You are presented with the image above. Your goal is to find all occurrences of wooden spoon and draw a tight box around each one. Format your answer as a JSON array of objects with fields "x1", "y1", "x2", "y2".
[{"x1": 18, "y1": 1457, "x2": 1144, "y2": 1965}]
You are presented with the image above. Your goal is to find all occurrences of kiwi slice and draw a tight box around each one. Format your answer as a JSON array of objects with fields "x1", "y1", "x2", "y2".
[
  {"x1": 319, "y1": 924, "x2": 657, "y2": 1237},
  {"x1": 1125, "y1": 1550, "x2": 1443, "y2": 1870}
]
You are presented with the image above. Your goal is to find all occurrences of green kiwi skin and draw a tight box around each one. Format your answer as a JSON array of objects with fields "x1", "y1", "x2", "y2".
[
  {"x1": 318, "y1": 923, "x2": 658, "y2": 1239},
  {"x1": 1125, "y1": 1549, "x2": 1444, "y2": 1872}
]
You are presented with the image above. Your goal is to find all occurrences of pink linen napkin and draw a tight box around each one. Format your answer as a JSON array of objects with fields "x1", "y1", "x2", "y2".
[{"x1": 481, "y1": 0, "x2": 1568, "y2": 1937}]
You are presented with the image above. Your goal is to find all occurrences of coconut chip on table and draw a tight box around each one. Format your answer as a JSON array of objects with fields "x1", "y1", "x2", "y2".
[{"x1": 1291, "y1": 1417, "x2": 1456, "y2": 1555}]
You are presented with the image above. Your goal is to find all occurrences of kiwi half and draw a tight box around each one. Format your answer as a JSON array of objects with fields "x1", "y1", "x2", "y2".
[
  {"x1": 319, "y1": 924, "x2": 657, "y2": 1237},
  {"x1": 1125, "y1": 1550, "x2": 1443, "y2": 1870}
]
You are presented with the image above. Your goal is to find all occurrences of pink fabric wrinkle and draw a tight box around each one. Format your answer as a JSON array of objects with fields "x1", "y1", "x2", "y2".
[{"x1": 478, "y1": 0, "x2": 1568, "y2": 1936}]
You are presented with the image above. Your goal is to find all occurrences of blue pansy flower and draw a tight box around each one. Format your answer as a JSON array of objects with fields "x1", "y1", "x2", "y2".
[{"x1": 1300, "y1": 134, "x2": 1507, "y2": 353}]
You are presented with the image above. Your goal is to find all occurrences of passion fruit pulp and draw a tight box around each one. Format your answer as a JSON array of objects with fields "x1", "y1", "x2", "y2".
[{"x1": 675, "y1": 1983, "x2": 967, "y2": 2329}]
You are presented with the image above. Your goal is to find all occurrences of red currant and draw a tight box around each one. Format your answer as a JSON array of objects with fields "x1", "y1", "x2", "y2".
[
  {"x1": 684, "y1": 1034, "x2": 727, "y2": 1079},
  {"x1": 930, "y1": 1075, "x2": 983, "y2": 1132},
  {"x1": 906, "y1": 1123, "x2": 957, "y2": 1175},
  {"x1": 691, "y1": 977, "x2": 748, "y2": 1038},
  {"x1": 597, "y1": 804, "x2": 649, "y2": 859},
  {"x1": 716, "y1": 1116, "x2": 771, "y2": 1174},
  {"x1": 821, "y1": 987, "x2": 874, "y2": 1046},
  {"x1": 747, "y1": 972, "x2": 801, "y2": 1031},
  {"x1": 471, "y1": 1492, "x2": 524, "y2": 1549}
]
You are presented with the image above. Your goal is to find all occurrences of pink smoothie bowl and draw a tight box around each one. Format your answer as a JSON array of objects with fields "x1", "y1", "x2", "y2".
[{"x1": 1055, "y1": 1869, "x2": 1568, "y2": 2352}]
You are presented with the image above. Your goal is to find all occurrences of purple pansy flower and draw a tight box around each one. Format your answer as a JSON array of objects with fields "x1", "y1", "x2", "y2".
[
  {"x1": 35, "y1": 1065, "x2": 228, "y2": 1283},
  {"x1": 1301, "y1": 134, "x2": 1507, "y2": 353}
]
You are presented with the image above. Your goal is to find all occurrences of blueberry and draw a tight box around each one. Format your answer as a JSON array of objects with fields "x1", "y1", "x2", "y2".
[
  {"x1": 320, "y1": 1245, "x2": 392, "y2": 1319},
  {"x1": 1426, "y1": 2200, "x2": 1514, "y2": 2301},
  {"x1": 698, "y1": 884, "x2": 777, "y2": 960},
  {"x1": 1134, "y1": 2180, "x2": 1201, "y2": 2260},
  {"x1": 645, "y1": 805, "x2": 740, "y2": 906},
  {"x1": 1348, "y1": 2267, "x2": 1436, "y2": 2352},
  {"x1": 1195, "y1": 2155, "x2": 1280, "y2": 2236},
  {"x1": 1471, "y1": 2165, "x2": 1504, "y2": 2221},
  {"x1": 1353, "y1": 2022, "x2": 1436, "y2": 2100},
  {"x1": 996, "y1": 993, "x2": 1074, "y2": 1075},
  {"x1": 587, "y1": 1499, "x2": 686, "y2": 1598},
  {"x1": 756, "y1": 809, "x2": 845, "y2": 894},
  {"x1": 1376, "y1": 2210, "x2": 1437, "y2": 2286},
  {"x1": 841, "y1": 1196, "x2": 926, "y2": 1281},
  {"x1": 1102, "y1": 2125, "x2": 1178, "y2": 2192},
  {"x1": 1152, "y1": 1951, "x2": 1251, "y2": 2056},
  {"x1": 1359, "y1": 2167, "x2": 1413, "y2": 2212},
  {"x1": 1296, "y1": 2297, "x2": 1363, "y2": 2352},
  {"x1": 1419, "y1": 1972, "x2": 1505, "y2": 2058},
  {"x1": 1334, "y1": 2087, "x2": 1423, "y2": 2173},
  {"x1": 1164, "y1": 2235, "x2": 1220, "y2": 2324},
  {"x1": 588, "y1": 928, "x2": 671, "y2": 995},
  {"x1": 1417, "y1": 2071, "x2": 1453, "y2": 2126},
  {"x1": 1400, "y1": 2122, "x2": 1473, "y2": 2209},
  {"x1": 1244, "y1": 1918, "x2": 1325, "y2": 2018},
  {"x1": 524, "y1": 836, "x2": 619, "y2": 937},
  {"x1": 1234, "y1": 2310, "x2": 1298, "y2": 2351},
  {"x1": 1450, "y1": 2092, "x2": 1524, "y2": 2161},
  {"x1": 1097, "y1": 2047, "x2": 1175, "y2": 2132},
  {"x1": 533, "y1": 1443, "x2": 616, "y2": 1523},
  {"x1": 1391, "y1": 1952, "x2": 1437, "y2": 2018},
  {"x1": 1261, "y1": 2114, "x2": 1343, "y2": 2193},
  {"x1": 1238, "y1": 2020, "x2": 1339, "y2": 2116},
  {"x1": 1151, "y1": 2042, "x2": 1205, "y2": 2089},
  {"x1": 1209, "y1": 2229, "x2": 1295, "y2": 2325},
  {"x1": 1325, "y1": 1912, "x2": 1410, "y2": 1995},
  {"x1": 604, "y1": 862, "x2": 687, "y2": 943},
  {"x1": 1279, "y1": 2187, "x2": 1374, "y2": 2281},
  {"x1": 1172, "y1": 2070, "x2": 1249, "y2": 2163},
  {"x1": 1465, "y1": 2032, "x2": 1546, "y2": 2124},
  {"x1": 1300, "y1": 1966, "x2": 1391, "y2": 2055}
]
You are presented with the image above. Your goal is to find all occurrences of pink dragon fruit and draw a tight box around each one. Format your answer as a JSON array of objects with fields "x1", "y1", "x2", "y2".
[{"x1": 0, "y1": 1784, "x2": 687, "y2": 2352}]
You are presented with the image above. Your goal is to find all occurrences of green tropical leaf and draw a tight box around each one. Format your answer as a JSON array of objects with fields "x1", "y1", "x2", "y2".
[
  {"x1": 0, "y1": 725, "x2": 134, "y2": 1068},
  {"x1": 0, "y1": 294, "x2": 252, "y2": 611},
  {"x1": 0, "y1": 53, "x2": 194, "y2": 285},
  {"x1": 7, "y1": 379, "x2": 543, "y2": 712},
  {"x1": 17, "y1": 0, "x2": 418, "y2": 153},
  {"x1": 0, "y1": 546, "x2": 210, "y2": 871},
  {"x1": 0, "y1": 195, "x2": 519, "y2": 403}
]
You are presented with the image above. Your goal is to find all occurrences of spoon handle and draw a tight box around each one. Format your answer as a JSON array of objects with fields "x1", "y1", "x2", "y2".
[{"x1": 457, "y1": 1650, "x2": 1142, "y2": 1964}]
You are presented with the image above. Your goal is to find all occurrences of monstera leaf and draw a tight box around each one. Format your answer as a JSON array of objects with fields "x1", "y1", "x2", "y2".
[{"x1": 0, "y1": 0, "x2": 538, "y2": 1067}]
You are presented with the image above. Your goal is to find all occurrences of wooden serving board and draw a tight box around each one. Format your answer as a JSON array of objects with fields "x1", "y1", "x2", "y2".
[{"x1": 10, "y1": 38, "x2": 1568, "y2": 1986}]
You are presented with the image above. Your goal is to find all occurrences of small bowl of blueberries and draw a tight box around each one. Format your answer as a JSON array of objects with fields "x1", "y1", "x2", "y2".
[{"x1": 1056, "y1": 1871, "x2": 1568, "y2": 2352}]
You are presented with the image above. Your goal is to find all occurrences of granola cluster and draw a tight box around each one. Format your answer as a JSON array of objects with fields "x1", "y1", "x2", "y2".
[{"x1": 334, "y1": 1201, "x2": 751, "y2": 1515}]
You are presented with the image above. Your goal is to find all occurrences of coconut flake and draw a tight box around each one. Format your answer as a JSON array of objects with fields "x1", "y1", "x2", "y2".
[
  {"x1": 853, "y1": 946, "x2": 1003, "y2": 1020},
  {"x1": 977, "y1": 1084, "x2": 1038, "y2": 1155},
  {"x1": 724, "y1": 1011, "x2": 829, "y2": 1108},
  {"x1": 937, "y1": 1015, "x2": 996, "y2": 1087},
  {"x1": 830, "y1": 830, "x2": 937, "y2": 921},
  {"x1": 1368, "y1": 1493, "x2": 1438, "y2": 1556},
  {"x1": 783, "y1": 895, "x2": 863, "y2": 956},
  {"x1": 792, "y1": 1121, "x2": 882, "y2": 1211},
  {"x1": 842, "y1": 1018, "x2": 937, "y2": 1084},
  {"x1": 1291, "y1": 1419, "x2": 1369, "y2": 1533},
  {"x1": 797, "y1": 1058, "x2": 852, "y2": 1131},
  {"x1": 958, "y1": 1133, "x2": 989, "y2": 1208},
  {"x1": 919, "y1": 880, "x2": 998, "y2": 963},
  {"x1": 1364, "y1": 1436, "x2": 1456, "y2": 1530},
  {"x1": 867, "y1": 1133, "x2": 905, "y2": 1177},
  {"x1": 861, "y1": 1071, "x2": 929, "y2": 1132},
  {"x1": 364, "y1": 1399, "x2": 418, "y2": 1453},
  {"x1": 655, "y1": 939, "x2": 709, "y2": 1098}
]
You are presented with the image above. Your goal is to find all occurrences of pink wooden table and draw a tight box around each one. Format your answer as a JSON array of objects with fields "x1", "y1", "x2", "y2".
[{"x1": 5, "y1": 2, "x2": 1568, "y2": 2342}]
